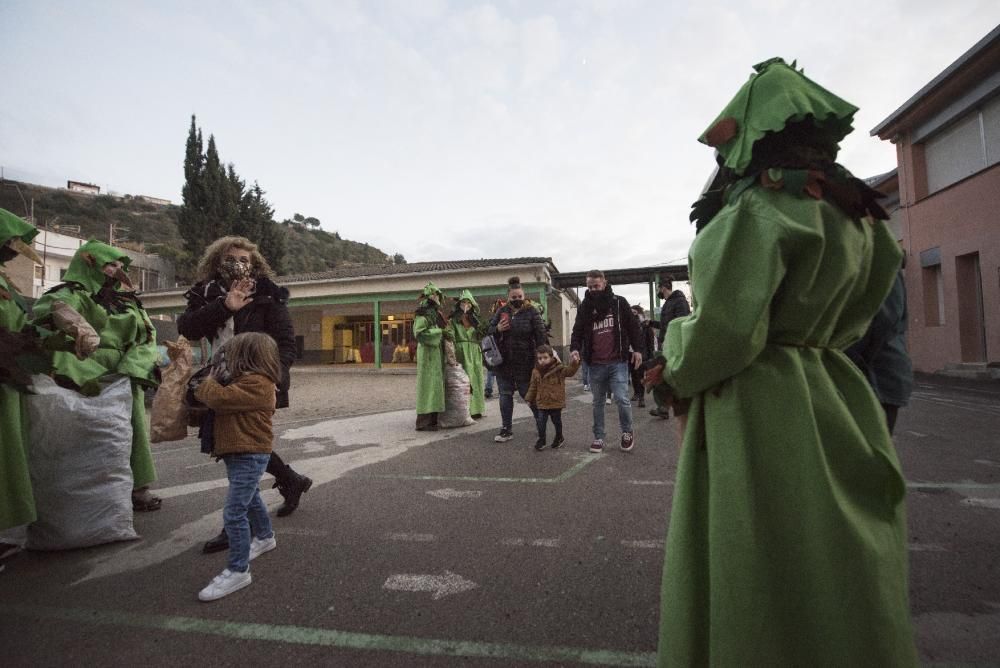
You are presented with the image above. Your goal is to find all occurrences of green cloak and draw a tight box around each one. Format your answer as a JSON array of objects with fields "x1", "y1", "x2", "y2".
[
  {"x1": 414, "y1": 283, "x2": 445, "y2": 415},
  {"x1": 0, "y1": 209, "x2": 39, "y2": 530},
  {"x1": 32, "y1": 240, "x2": 159, "y2": 489},
  {"x1": 658, "y1": 62, "x2": 917, "y2": 666},
  {"x1": 449, "y1": 289, "x2": 486, "y2": 417}
]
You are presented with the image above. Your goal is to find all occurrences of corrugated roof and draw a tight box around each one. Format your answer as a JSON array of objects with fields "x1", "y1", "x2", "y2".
[
  {"x1": 280, "y1": 257, "x2": 555, "y2": 284},
  {"x1": 142, "y1": 257, "x2": 557, "y2": 293}
]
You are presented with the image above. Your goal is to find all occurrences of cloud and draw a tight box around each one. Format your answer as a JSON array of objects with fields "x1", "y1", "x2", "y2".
[{"x1": 519, "y1": 15, "x2": 567, "y2": 87}]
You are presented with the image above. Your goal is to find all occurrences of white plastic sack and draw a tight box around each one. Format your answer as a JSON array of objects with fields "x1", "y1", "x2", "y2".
[
  {"x1": 25, "y1": 375, "x2": 139, "y2": 550},
  {"x1": 439, "y1": 363, "x2": 474, "y2": 428}
]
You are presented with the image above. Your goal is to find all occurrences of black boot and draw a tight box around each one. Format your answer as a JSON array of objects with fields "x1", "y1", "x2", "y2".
[
  {"x1": 203, "y1": 528, "x2": 229, "y2": 554},
  {"x1": 274, "y1": 466, "x2": 313, "y2": 517}
]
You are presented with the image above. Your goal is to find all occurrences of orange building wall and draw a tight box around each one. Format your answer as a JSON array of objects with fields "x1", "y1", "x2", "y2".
[{"x1": 899, "y1": 151, "x2": 1000, "y2": 372}]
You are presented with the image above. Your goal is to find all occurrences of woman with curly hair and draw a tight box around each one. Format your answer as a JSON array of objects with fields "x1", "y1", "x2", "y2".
[{"x1": 178, "y1": 236, "x2": 312, "y2": 554}]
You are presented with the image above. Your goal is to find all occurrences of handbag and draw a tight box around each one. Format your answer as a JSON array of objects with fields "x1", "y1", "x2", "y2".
[{"x1": 480, "y1": 334, "x2": 503, "y2": 370}]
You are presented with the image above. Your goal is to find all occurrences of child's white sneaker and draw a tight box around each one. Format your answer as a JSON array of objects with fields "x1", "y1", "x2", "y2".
[
  {"x1": 249, "y1": 535, "x2": 277, "y2": 561},
  {"x1": 198, "y1": 568, "x2": 251, "y2": 602}
]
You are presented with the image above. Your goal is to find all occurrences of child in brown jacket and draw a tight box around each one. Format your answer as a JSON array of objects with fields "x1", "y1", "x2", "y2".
[
  {"x1": 194, "y1": 332, "x2": 281, "y2": 602},
  {"x1": 526, "y1": 344, "x2": 580, "y2": 451}
]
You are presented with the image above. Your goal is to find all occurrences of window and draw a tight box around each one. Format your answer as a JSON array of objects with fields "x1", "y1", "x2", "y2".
[
  {"x1": 921, "y1": 263, "x2": 945, "y2": 327},
  {"x1": 923, "y1": 94, "x2": 1000, "y2": 195},
  {"x1": 34, "y1": 265, "x2": 44, "y2": 280}
]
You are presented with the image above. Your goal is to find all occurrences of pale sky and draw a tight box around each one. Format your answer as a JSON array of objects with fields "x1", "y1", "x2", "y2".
[{"x1": 3, "y1": 1, "x2": 998, "y2": 304}]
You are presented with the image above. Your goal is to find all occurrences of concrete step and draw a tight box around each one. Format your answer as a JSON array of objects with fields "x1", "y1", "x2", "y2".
[{"x1": 938, "y1": 363, "x2": 1000, "y2": 380}]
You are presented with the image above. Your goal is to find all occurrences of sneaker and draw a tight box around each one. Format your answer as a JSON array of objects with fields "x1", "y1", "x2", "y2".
[
  {"x1": 583, "y1": 384, "x2": 590, "y2": 392},
  {"x1": 637, "y1": 398, "x2": 646, "y2": 408},
  {"x1": 198, "y1": 568, "x2": 252, "y2": 602},
  {"x1": 605, "y1": 397, "x2": 612, "y2": 405},
  {"x1": 589, "y1": 439, "x2": 605, "y2": 453},
  {"x1": 550, "y1": 434, "x2": 565, "y2": 449},
  {"x1": 494, "y1": 428, "x2": 513, "y2": 443},
  {"x1": 620, "y1": 431, "x2": 636, "y2": 452},
  {"x1": 249, "y1": 535, "x2": 277, "y2": 561},
  {"x1": 534, "y1": 437, "x2": 546, "y2": 451},
  {"x1": 649, "y1": 407, "x2": 670, "y2": 419}
]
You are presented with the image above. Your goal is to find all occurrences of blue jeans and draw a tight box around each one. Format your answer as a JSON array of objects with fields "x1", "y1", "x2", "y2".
[
  {"x1": 580, "y1": 361, "x2": 590, "y2": 386},
  {"x1": 223, "y1": 453, "x2": 274, "y2": 573},
  {"x1": 588, "y1": 361, "x2": 633, "y2": 440},
  {"x1": 497, "y1": 373, "x2": 538, "y2": 430},
  {"x1": 535, "y1": 408, "x2": 563, "y2": 438},
  {"x1": 484, "y1": 370, "x2": 495, "y2": 395}
]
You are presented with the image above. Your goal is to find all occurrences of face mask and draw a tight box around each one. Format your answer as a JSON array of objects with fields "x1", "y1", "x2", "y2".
[
  {"x1": 510, "y1": 299, "x2": 524, "y2": 309},
  {"x1": 220, "y1": 258, "x2": 253, "y2": 283}
]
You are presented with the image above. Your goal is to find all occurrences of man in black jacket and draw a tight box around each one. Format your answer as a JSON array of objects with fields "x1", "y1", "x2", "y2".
[
  {"x1": 178, "y1": 236, "x2": 312, "y2": 554},
  {"x1": 570, "y1": 270, "x2": 643, "y2": 454},
  {"x1": 646, "y1": 276, "x2": 691, "y2": 419}
]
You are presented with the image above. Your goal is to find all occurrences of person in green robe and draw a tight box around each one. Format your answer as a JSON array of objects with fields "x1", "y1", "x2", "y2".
[
  {"x1": 647, "y1": 59, "x2": 917, "y2": 665},
  {"x1": 0, "y1": 209, "x2": 100, "y2": 553},
  {"x1": 0, "y1": 211, "x2": 45, "y2": 545},
  {"x1": 449, "y1": 289, "x2": 487, "y2": 419},
  {"x1": 32, "y1": 239, "x2": 162, "y2": 511},
  {"x1": 413, "y1": 282, "x2": 447, "y2": 431}
]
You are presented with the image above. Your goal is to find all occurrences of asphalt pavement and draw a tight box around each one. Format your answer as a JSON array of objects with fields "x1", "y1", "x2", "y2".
[{"x1": 2, "y1": 376, "x2": 998, "y2": 666}]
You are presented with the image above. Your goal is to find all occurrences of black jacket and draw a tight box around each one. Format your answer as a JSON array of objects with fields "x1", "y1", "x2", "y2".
[
  {"x1": 177, "y1": 276, "x2": 296, "y2": 408},
  {"x1": 570, "y1": 286, "x2": 643, "y2": 365},
  {"x1": 487, "y1": 302, "x2": 547, "y2": 381},
  {"x1": 649, "y1": 290, "x2": 691, "y2": 347}
]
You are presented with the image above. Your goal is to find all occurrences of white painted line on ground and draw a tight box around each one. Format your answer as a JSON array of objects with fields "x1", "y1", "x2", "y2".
[
  {"x1": 627, "y1": 480, "x2": 672, "y2": 486},
  {"x1": 975, "y1": 459, "x2": 1000, "y2": 468},
  {"x1": 908, "y1": 543, "x2": 947, "y2": 552},
  {"x1": 501, "y1": 538, "x2": 562, "y2": 548},
  {"x1": 621, "y1": 540, "x2": 664, "y2": 549},
  {"x1": 426, "y1": 488, "x2": 483, "y2": 500},
  {"x1": 275, "y1": 527, "x2": 330, "y2": 537},
  {"x1": 906, "y1": 431, "x2": 928, "y2": 438},
  {"x1": 383, "y1": 571, "x2": 477, "y2": 599},
  {"x1": 961, "y1": 498, "x2": 1000, "y2": 510},
  {"x1": 387, "y1": 533, "x2": 436, "y2": 542},
  {"x1": 183, "y1": 461, "x2": 216, "y2": 470}
]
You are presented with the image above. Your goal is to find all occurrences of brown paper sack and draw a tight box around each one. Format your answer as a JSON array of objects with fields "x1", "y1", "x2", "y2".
[{"x1": 150, "y1": 337, "x2": 195, "y2": 442}]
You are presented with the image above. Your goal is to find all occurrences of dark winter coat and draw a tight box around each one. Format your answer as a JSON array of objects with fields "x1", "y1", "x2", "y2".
[
  {"x1": 177, "y1": 276, "x2": 296, "y2": 408},
  {"x1": 570, "y1": 286, "x2": 643, "y2": 365},
  {"x1": 845, "y1": 270, "x2": 913, "y2": 407},
  {"x1": 650, "y1": 290, "x2": 691, "y2": 347},
  {"x1": 487, "y1": 302, "x2": 546, "y2": 381}
]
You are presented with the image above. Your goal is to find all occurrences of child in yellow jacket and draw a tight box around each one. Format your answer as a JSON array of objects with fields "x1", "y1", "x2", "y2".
[
  {"x1": 194, "y1": 332, "x2": 280, "y2": 602},
  {"x1": 526, "y1": 344, "x2": 580, "y2": 451}
]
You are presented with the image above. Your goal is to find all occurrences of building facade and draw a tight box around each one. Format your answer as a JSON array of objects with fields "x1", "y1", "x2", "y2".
[
  {"x1": 871, "y1": 26, "x2": 1000, "y2": 375},
  {"x1": 3, "y1": 228, "x2": 176, "y2": 298},
  {"x1": 142, "y1": 258, "x2": 581, "y2": 367}
]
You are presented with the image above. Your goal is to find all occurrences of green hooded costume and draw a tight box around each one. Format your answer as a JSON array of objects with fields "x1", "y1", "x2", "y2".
[
  {"x1": 657, "y1": 59, "x2": 917, "y2": 666},
  {"x1": 32, "y1": 240, "x2": 159, "y2": 489},
  {"x1": 413, "y1": 283, "x2": 445, "y2": 417},
  {"x1": 0, "y1": 209, "x2": 41, "y2": 530},
  {"x1": 449, "y1": 289, "x2": 487, "y2": 417}
]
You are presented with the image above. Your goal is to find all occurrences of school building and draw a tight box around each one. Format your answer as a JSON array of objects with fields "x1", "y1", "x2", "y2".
[{"x1": 141, "y1": 257, "x2": 686, "y2": 367}]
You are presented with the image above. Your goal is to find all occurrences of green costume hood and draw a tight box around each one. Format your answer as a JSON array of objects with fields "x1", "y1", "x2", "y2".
[
  {"x1": 0, "y1": 208, "x2": 40, "y2": 266},
  {"x1": 420, "y1": 282, "x2": 443, "y2": 299},
  {"x1": 700, "y1": 58, "x2": 857, "y2": 176},
  {"x1": 457, "y1": 289, "x2": 480, "y2": 314},
  {"x1": 63, "y1": 240, "x2": 132, "y2": 293}
]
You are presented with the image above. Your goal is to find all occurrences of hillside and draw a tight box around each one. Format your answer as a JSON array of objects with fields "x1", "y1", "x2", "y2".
[{"x1": 0, "y1": 180, "x2": 393, "y2": 281}]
